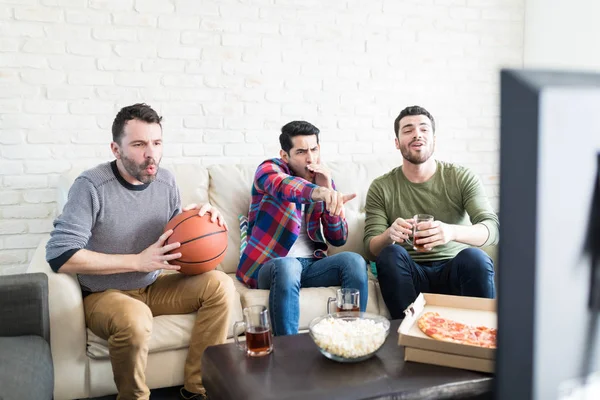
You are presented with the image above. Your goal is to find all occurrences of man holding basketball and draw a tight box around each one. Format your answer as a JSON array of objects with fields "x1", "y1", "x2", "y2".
[
  {"x1": 237, "y1": 120, "x2": 369, "y2": 336},
  {"x1": 46, "y1": 103, "x2": 234, "y2": 400},
  {"x1": 363, "y1": 105, "x2": 499, "y2": 320}
]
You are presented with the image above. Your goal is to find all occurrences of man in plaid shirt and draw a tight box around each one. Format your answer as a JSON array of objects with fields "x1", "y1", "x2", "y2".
[{"x1": 236, "y1": 121, "x2": 369, "y2": 336}]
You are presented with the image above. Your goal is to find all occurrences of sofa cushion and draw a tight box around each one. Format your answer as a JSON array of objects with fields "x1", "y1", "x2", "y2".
[
  {"x1": 239, "y1": 214, "x2": 248, "y2": 255},
  {"x1": 86, "y1": 273, "x2": 244, "y2": 359},
  {"x1": 207, "y1": 164, "x2": 256, "y2": 274},
  {"x1": 0, "y1": 336, "x2": 53, "y2": 400},
  {"x1": 87, "y1": 313, "x2": 197, "y2": 359},
  {"x1": 166, "y1": 164, "x2": 210, "y2": 207},
  {"x1": 325, "y1": 160, "x2": 399, "y2": 213},
  {"x1": 233, "y1": 277, "x2": 382, "y2": 331},
  {"x1": 327, "y1": 209, "x2": 368, "y2": 260}
]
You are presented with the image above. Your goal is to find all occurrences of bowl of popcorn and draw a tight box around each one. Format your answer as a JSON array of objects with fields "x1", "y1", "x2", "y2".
[{"x1": 308, "y1": 312, "x2": 390, "y2": 363}]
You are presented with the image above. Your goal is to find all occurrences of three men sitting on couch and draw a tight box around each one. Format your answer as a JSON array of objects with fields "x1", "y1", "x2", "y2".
[{"x1": 46, "y1": 103, "x2": 498, "y2": 400}]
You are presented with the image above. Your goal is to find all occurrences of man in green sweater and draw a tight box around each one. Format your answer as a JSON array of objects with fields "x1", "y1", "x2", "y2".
[{"x1": 364, "y1": 105, "x2": 499, "y2": 319}]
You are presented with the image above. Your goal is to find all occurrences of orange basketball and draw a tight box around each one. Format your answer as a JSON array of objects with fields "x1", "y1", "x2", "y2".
[{"x1": 164, "y1": 209, "x2": 228, "y2": 275}]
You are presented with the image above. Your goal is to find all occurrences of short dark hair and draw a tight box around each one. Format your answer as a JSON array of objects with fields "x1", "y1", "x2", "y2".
[
  {"x1": 394, "y1": 105, "x2": 435, "y2": 137},
  {"x1": 279, "y1": 121, "x2": 320, "y2": 153},
  {"x1": 112, "y1": 103, "x2": 162, "y2": 144}
]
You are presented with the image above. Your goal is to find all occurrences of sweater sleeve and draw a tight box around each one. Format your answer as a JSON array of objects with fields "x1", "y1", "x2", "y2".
[
  {"x1": 363, "y1": 179, "x2": 391, "y2": 261},
  {"x1": 254, "y1": 159, "x2": 318, "y2": 203},
  {"x1": 169, "y1": 184, "x2": 182, "y2": 220},
  {"x1": 45, "y1": 177, "x2": 100, "y2": 272},
  {"x1": 459, "y1": 168, "x2": 499, "y2": 247}
]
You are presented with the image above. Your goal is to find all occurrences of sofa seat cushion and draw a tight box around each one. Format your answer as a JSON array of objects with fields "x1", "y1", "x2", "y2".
[
  {"x1": 232, "y1": 278, "x2": 382, "y2": 331},
  {"x1": 86, "y1": 275, "x2": 244, "y2": 360},
  {"x1": 86, "y1": 313, "x2": 197, "y2": 359},
  {"x1": 0, "y1": 336, "x2": 53, "y2": 400}
]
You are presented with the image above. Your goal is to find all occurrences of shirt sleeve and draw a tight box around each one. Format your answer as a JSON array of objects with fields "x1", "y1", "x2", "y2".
[
  {"x1": 459, "y1": 168, "x2": 499, "y2": 247},
  {"x1": 254, "y1": 160, "x2": 318, "y2": 203},
  {"x1": 45, "y1": 177, "x2": 100, "y2": 272},
  {"x1": 363, "y1": 179, "x2": 391, "y2": 260},
  {"x1": 320, "y1": 180, "x2": 348, "y2": 246}
]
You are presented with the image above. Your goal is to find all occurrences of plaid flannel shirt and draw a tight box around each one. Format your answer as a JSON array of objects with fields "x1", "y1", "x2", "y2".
[{"x1": 236, "y1": 158, "x2": 348, "y2": 288}]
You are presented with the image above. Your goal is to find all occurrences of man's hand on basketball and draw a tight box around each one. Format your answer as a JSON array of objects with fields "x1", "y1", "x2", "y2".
[
  {"x1": 137, "y1": 229, "x2": 181, "y2": 272},
  {"x1": 311, "y1": 187, "x2": 356, "y2": 218},
  {"x1": 388, "y1": 218, "x2": 413, "y2": 243},
  {"x1": 183, "y1": 203, "x2": 228, "y2": 229}
]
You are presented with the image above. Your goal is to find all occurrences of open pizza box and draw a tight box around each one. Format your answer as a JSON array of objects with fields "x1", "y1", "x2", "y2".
[{"x1": 398, "y1": 293, "x2": 496, "y2": 373}]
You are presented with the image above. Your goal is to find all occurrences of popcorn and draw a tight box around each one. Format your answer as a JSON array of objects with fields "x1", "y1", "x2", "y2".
[{"x1": 311, "y1": 317, "x2": 387, "y2": 359}]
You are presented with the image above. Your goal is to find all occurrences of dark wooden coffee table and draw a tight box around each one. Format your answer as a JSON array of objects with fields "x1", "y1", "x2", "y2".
[{"x1": 202, "y1": 320, "x2": 493, "y2": 400}]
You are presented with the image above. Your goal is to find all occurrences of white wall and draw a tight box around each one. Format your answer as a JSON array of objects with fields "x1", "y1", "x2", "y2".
[
  {"x1": 0, "y1": 0, "x2": 524, "y2": 274},
  {"x1": 524, "y1": 0, "x2": 600, "y2": 71}
]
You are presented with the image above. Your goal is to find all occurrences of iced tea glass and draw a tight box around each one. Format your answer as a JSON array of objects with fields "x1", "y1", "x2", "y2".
[
  {"x1": 327, "y1": 288, "x2": 360, "y2": 314},
  {"x1": 233, "y1": 305, "x2": 273, "y2": 357},
  {"x1": 406, "y1": 214, "x2": 434, "y2": 252}
]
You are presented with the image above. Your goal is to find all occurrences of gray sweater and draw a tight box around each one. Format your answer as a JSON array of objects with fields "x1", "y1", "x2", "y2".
[{"x1": 46, "y1": 161, "x2": 181, "y2": 292}]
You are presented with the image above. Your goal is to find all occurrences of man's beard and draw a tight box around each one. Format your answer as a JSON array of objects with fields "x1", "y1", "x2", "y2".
[
  {"x1": 121, "y1": 154, "x2": 160, "y2": 184},
  {"x1": 400, "y1": 141, "x2": 434, "y2": 165}
]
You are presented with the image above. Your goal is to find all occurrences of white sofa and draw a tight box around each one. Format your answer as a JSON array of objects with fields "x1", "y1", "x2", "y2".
[{"x1": 27, "y1": 159, "x2": 497, "y2": 400}]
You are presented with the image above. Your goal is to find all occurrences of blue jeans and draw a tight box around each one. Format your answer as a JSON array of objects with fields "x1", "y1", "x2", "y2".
[
  {"x1": 376, "y1": 245, "x2": 495, "y2": 319},
  {"x1": 257, "y1": 252, "x2": 368, "y2": 336}
]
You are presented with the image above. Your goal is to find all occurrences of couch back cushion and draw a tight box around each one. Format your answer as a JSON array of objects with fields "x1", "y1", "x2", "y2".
[{"x1": 207, "y1": 164, "x2": 257, "y2": 274}]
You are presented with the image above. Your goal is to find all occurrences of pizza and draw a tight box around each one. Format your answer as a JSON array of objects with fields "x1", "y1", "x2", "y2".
[{"x1": 417, "y1": 311, "x2": 497, "y2": 349}]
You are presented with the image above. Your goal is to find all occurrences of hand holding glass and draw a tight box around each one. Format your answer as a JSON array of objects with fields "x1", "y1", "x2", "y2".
[{"x1": 404, "y1": 214, "x2": 434, "y2": 252}]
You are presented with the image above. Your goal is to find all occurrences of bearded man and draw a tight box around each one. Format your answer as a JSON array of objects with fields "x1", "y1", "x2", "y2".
[
  {"x1": 363, "y1": 105, "x2": 499, "y2": 319},
  {"x1": 46, "y1": 103, "x2": 234, "y2": 400}
]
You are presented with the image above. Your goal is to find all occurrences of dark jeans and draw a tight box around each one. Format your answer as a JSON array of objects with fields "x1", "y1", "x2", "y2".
[{"x1": 376, "y1": 245, "x2": 495, "y2": 319}]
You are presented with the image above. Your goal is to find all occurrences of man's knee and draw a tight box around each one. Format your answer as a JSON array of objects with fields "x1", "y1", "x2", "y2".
[
  {"x1": 110, "y1": 305, "x2": 153, "y2": 348},
  {"x1": 376, "y1": 244, "x2": 411, "y2": 273},
  {"x1": 199, "y1": 270, "x2": 236, "y2": 303},
  {"x1": 336, "y1": 252, "x2": 367, "y2": 273},
  {"x1": 454, "y1": 248, "x2": 495, "y2": 278},
  {"x1": 270, "y1": 258, "x2": 302, "y2": 287}
]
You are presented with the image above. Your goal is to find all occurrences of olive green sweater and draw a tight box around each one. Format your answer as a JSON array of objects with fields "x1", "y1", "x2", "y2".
[{"x1": 363, "y1": 160, "x2": 499, "y2": 262}]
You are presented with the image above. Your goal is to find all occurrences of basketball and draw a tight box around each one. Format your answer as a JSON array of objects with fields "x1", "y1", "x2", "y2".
[{"x1": 164, "y1": 209, "x2": 228, "y2": 275}]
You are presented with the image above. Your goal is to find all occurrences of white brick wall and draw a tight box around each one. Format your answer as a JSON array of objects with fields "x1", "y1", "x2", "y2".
[{"x1": 0, "y1": 0, "x2": 524, "y2": 274}]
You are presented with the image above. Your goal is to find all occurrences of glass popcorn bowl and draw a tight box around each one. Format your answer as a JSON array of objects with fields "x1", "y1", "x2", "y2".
[{"x1": 308, "y1": 312, "x2": 390, "y2": 363}]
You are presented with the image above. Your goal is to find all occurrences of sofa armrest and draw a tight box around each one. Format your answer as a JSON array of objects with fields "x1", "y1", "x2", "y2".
[
  {"x1": 0, "y1": 272, "x2": 50, "y2": 343},
  {"x1": 27, "y1": 236, "x2": 89, "y2": 400}
]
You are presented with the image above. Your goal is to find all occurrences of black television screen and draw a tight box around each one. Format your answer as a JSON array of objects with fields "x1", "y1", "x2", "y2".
[{"x1": 496, "y1": 69, "x2": 600, "y2": 399}]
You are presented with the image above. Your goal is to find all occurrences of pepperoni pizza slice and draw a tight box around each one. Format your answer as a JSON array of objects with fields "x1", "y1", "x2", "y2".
[{"x1": 417, "y1": 311, "x2": 497, "y2": 349}]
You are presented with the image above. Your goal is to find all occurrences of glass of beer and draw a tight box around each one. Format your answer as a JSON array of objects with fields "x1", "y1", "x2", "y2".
[
  {"x1": 327, "y1": 288, "x2": 360, "y2": 314},
  {"x1": 233, "y1": 305, "x2": 273, "y2": 357},
  {"x1": 406, "y1": 214, "x2": 434, "y2": 252}
]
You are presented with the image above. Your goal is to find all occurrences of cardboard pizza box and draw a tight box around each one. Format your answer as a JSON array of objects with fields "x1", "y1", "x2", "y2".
[{"x1": 398, "y1": 293, "x2": 496, "y2": 373}]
